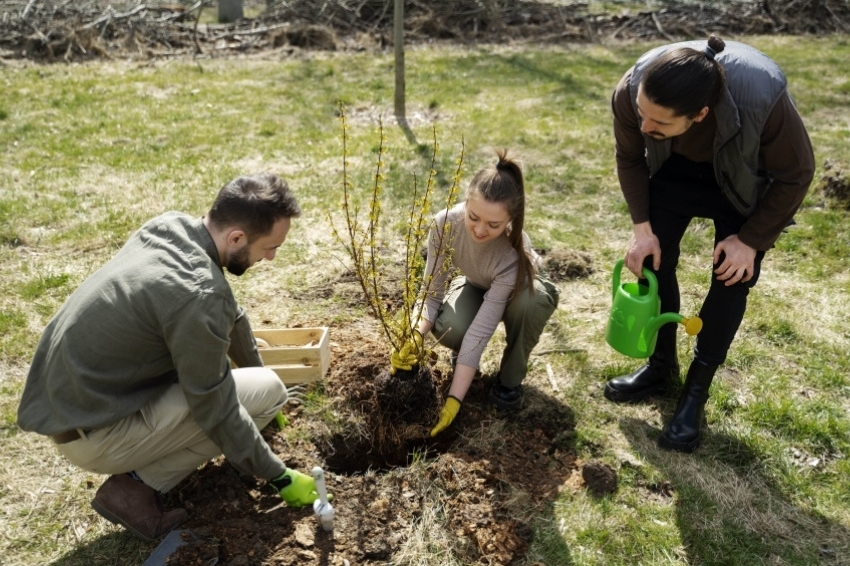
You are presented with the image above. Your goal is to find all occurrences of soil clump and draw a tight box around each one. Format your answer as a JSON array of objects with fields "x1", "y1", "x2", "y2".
[
  {"x1": 581, "y1": 460, "x2": 619, "y2": 496},
  {"x1": 542, "y1": 249, "x2": 595, "y2": 282},
  {"x1": 817, "y1": 159, "x2": 850, "y2": 209}
]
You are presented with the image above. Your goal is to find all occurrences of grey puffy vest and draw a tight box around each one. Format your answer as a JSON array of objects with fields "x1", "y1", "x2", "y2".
[{"x1": 629, "y1": 41, "x2": 788, "y2": 217}]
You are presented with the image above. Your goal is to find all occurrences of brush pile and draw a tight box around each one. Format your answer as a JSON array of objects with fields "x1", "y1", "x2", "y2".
[{"x1": 1, "y1": 0, "x2": 848, "y2": 61}]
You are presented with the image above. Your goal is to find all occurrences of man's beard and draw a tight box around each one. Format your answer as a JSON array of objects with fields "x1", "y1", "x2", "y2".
[{"x1": 226, "y1": 245, "x2": 251, "y2": 276}]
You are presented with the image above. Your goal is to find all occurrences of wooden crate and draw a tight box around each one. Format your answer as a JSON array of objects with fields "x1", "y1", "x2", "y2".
[{"x1": 253, "y1": 327, "x2": 330, "y2": 385}]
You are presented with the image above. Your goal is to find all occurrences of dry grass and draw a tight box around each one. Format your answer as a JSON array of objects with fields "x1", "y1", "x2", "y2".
[{"x1": 388, "y1": 461, "x2": 465, "y2": 566}]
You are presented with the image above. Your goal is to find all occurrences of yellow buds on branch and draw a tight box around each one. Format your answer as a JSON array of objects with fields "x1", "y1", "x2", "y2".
[{"x1": 330, "y1": 102, "x2": 465, "y2": 374}]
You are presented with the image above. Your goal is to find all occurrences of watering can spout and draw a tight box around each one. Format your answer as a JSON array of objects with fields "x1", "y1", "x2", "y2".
[
  {"x1": 644, "y1": 312, "x2": 684, "y2": 338},
  {"x1": 681, "y1": 315, "x2": 703, "y2": 336}
]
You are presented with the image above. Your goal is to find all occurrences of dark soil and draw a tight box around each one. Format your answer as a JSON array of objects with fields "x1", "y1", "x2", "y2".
[
  {"x1": 817, "y1": 159, "x2": 850, "y2": 209},
  {"x1": 541, "y1": 249, "x2": 595, "y2": 282},
  {"x1": 165, "y1": 270, "x2": 589, "y2": 564},
  {"x1": 581, "y1": 460, "x2": 619, "y2": 496}
]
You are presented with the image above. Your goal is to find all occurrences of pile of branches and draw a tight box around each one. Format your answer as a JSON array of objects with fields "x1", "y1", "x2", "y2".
[
  {"x1": 0, "y1": 1, "x2": 206, "y2": 60},
  {"x1": 263, "y1": 0, "x2": 850, "y2": 42},
  {"x1": 1, "y1": 0, "x2": 849, "y2": 62}
]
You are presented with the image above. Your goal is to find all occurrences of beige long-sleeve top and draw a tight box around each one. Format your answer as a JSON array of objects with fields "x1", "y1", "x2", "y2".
[{"x1": 422, "y1": 203, "x2": 537, "y2": 369}]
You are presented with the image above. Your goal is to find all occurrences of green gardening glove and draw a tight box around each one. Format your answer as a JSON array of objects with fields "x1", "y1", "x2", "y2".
[{"x1": 270, "y1": 469, "x2": 332, "y2": 508}]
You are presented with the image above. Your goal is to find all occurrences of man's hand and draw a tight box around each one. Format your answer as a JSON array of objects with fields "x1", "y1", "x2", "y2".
[
  {"x1": 625, "y1": 221, "x2": 661, "y2": 278},
  {"x1": 271, "y1": 469, "x2": 332, "y2": 508},
  {"x1": 713, "y1": 235, "x2": 756, "y2": 286},
  {"x1": 430, "y1": 396, "x2": 461, "y2": 436},
  {"x1": 390, "y1": 330, "x2": 424, "y2": 375}
]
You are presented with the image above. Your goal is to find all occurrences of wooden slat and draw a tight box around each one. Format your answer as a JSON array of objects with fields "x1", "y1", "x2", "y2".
[
  {"x1": 260, "y1": 348, "x2": 321, "y2": 366},
  {"x1": 252, "y1": 327, "x2": 331, "y2": 385},
  {"x1": 254, "y1": 328, "x2": 325, "y2": 346},
  {"x1": 267, "y1": 364, "x2": 325, "y2": 385}
]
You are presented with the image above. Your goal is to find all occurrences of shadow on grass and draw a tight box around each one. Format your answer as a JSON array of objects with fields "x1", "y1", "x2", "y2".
[
  {"x1": 460, "y1": 380, "x2": 578, "y2": 565},
  {"x1": 619, "y1": 416, "x2": 849, "y2": 565},
  {"x1": 49, "y1": 531, "x2": 157, "y2": 566},
  {"x1": 396, "y1": 114, "x2": 418, "y2": 146}
]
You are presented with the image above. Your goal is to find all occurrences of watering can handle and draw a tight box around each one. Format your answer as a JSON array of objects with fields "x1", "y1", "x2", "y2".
[{"x1": 613, "y1": 259, "x2": 658, "y2": 297}]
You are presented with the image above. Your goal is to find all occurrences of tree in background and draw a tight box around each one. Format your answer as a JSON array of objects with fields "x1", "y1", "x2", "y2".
[
  {"x1": 218, "y1": 0, "x2": 243, "y2": 23},
  {"x1": 394, "y1": 0, "x2": 405, "y2": 118}
]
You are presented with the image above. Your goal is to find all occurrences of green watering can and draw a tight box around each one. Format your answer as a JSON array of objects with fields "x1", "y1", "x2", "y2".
[{"x1": 605, "y1": 259, "x2": 703, "y2": 358}]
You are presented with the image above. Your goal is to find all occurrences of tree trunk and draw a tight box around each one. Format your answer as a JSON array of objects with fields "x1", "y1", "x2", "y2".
[
  {"x1": 218, "y1": 0, "x2": 244, "y2": 23},
  {"x1": 393, "y1": 0, "x2": 405, "y2": 118}
]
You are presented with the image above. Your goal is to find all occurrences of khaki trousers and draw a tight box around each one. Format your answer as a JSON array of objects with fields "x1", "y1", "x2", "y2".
[
  {"x1": 433, "y1": 275, "x2": 559, "y2": 387},
  {"x1": 57, "y1": 367, "x2": 286, "y2": 492}
]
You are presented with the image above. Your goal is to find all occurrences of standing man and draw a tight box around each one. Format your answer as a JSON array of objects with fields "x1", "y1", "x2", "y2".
[
  {"x1": 606, "y1": 36, "x2": 814, "y2": 452},
  {"x1": 18, "y1": 173, "x2": 328, "y2": 540}
]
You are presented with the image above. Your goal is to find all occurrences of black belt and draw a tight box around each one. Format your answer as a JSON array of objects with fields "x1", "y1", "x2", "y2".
[{"x1": 51, "y1": 429, "x2": 89, "y2": 445}]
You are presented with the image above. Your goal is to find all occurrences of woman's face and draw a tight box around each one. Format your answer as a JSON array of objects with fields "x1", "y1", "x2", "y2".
[{"x1": 464, "y1": 195, "x2": 510, "y2": 244}]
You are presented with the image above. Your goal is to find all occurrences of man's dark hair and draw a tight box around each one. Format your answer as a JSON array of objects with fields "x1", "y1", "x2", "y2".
[
  {"x1": 642, "y1": 35, "x2": 727, "y2": 119},
  {"x1": 207, "y1": 173, "x2": 301, "y2": 241}
]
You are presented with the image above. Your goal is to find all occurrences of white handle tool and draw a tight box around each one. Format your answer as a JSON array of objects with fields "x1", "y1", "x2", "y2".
[{"x1": 311, "y1": 466, "x2": 334, "y2": 532}]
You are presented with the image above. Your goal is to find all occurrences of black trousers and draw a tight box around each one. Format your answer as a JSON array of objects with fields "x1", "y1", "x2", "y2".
[{"x1": 647, "y1": 154, "x2": 766, "y2": 367}]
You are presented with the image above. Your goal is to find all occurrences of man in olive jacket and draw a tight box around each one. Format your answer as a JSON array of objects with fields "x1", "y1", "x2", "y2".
[{"x1": 18, "y1": 173, "x2": 326, "y2": 540}]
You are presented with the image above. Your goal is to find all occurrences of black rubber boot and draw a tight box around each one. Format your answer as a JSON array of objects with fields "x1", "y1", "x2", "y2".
[
  {"x1": 658, "y1": 360, "x2": 718, "y2": 453},
  {"x1": 604, "y1": 340, "x2": 679, "y2": 403},
  {"x1": 487, "y1": 373, "x2": 523, "y2": 410}
]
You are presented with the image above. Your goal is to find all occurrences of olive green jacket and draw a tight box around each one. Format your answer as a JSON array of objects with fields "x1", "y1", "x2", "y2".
[{"x1": 18, "y1": 212, "x2": 285, "y2": 480}]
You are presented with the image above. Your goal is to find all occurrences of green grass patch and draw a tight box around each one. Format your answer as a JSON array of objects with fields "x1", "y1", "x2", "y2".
[{"x1": 20, "y1": 273, "x2": 71, "y2": 301}]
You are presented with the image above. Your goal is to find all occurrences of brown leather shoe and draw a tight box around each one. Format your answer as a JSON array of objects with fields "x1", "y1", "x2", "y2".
[{"x1": 91, "y1": 474, "x2": 187, "y2": 540}]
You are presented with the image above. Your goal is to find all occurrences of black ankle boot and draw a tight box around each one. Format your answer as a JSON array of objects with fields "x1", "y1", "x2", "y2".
[
  {"x1": 487, "y1": 374, "x2": 522, "y2": 410},
  {"x1": 604, "y1": 353, "x2": 680, "y2": 403},
  {"x1": 658, "y1": 360, "x2": 718, "y2": 453},
  {"x1": 605, "y1": 332, "x2": 679, "y2": 403}
]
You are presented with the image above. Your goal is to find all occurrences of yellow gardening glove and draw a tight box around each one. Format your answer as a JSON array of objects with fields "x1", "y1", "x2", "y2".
[
  {"x1": 430, "y1": 396, "x2": 462, "y2": 436},
  {"x1": 390, "y1": 331, "x2": 424, "y2": 375}
]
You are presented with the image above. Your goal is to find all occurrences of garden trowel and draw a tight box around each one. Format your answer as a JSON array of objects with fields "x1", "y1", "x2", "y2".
[{"x1": 312, "y1": 466, "x2": 334, "y2": 532}]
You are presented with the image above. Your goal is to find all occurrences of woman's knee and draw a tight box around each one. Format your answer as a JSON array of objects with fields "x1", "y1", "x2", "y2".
[
  {"x1": 506, "y1": 282, "x2": 557, "y2": 325},
  {"x1": 433, "y1": 318, "x2": 465, "y2": 352}
]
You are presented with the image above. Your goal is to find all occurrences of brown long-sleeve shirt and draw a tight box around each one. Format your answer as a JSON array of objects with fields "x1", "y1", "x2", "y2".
[{"x1": 612, "y1": 69, "x2": 815, "y2": 251}]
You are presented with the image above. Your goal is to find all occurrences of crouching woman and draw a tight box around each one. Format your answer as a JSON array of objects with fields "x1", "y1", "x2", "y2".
[{"x1": 417, "y1": 151, "x2": 560, "y2": 436}]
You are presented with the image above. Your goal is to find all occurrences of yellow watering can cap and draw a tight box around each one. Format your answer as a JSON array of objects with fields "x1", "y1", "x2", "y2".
[{"x1": 682, "y1": 316, "x2": 703, "y2": 336}]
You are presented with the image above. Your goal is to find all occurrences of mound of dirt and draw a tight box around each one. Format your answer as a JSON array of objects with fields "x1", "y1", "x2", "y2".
[
  {"x1": 581, "y1": 460, "x2": 618, "y2": 496},
  {"x1": 166, "y1": 315, "x2": 579, "y2": 565},
  {"x1": 542, "y1": 248, "x2": 594, "y2": 282},
  {"x1": 818, "y1": 159, "x2": 850, "y2": 209}
]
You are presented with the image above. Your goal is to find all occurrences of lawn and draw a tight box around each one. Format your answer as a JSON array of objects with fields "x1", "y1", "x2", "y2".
[{"x1": 1, "y1": 35, "x2": 849, "y2": 565}]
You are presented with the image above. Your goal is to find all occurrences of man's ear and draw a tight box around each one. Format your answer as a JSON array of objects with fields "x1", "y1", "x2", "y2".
[
  {"x1": 225, "y1": 228, "x2": 247, "y2": 248},
  {"x1": 693, "y1": 106, "x2": 710, "y2": 123}
]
